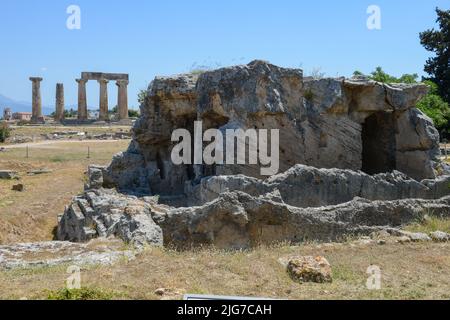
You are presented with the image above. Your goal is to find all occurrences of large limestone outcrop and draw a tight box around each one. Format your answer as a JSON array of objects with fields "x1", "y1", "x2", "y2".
[
  {"x1": 57, "y1": 61, "x2": 450, "y2": 249},
  {"x1": 104, "y1": 60, "x2": 438, "y2": 201},
  {"x1": 58, "y1": 185, "x2": 450, "y2": 250}
]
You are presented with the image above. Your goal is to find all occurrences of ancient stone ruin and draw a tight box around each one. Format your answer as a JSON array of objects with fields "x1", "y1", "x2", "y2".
[
  {"x1": 28, "y1": 72, "x2": 130, "y2": 123},
  {"x1": 57, "y1": 60, "x2": 450, "y2": 249},
  {"x1": 76, "y1": 72, "x2": 129, "y2": 122}
]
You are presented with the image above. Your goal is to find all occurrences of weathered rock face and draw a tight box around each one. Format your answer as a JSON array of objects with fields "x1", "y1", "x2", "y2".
[
  {"x1": 104, "y1": 60, "x2": 438, "y2": 201},
  {"x1": 56, "y1": 60, "x2": 450, "y2": 249},
  {"x1": 58, "y1": 186, "x2": 450, "y2": 250},
  {"x1": 185, "y1": 165, "x2": 450, "y2": 208},
  {"x1": 57, "y1": 188, "x2": 163, "y2": 248}
]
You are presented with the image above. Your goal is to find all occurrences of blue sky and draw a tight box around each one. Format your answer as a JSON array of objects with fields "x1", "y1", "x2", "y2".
[{"x1": 0, "y1": 0, "x2": 449, "y2": 110}]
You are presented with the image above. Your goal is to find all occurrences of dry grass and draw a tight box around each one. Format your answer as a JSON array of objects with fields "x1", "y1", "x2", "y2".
[
  {"x1": 0, "y1": 139, "x2": 130, "y2": 244},
  {"x1": 0, "y1": 242, "x2": 449, "y2": 300},
  {"x1": 404, "y1": 217, "x2": 450, "y2": 234}
]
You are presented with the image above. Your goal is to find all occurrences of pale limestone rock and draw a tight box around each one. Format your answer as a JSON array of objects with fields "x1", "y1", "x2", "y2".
[
  {"x1": 287, "y1": 256, "x2": 332, "y2": 283},
  {"x1": 430, "y1": 231, "x2": 450, "y2": 242}
]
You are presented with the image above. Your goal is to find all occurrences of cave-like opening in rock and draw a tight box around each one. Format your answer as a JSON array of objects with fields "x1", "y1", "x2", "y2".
[{"x1": 361, "y1": 112, "x2": 397, "y2": 175}]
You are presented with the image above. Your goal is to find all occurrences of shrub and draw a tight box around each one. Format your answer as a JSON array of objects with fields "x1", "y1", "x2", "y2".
[
  {"x1": 128, "y1": 109, "x2": 140, "y2": 118},
  {"x1": 0, "y1": 122, "x2": 11, "y2": 143},
  {"x1": 46, "y1": 287, "x2": 117, "y2": 300}
]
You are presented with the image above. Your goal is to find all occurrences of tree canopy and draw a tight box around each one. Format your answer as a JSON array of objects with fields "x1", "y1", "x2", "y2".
[{"x1": 420, "y1": 8, "x2": 450, "y2": 103}]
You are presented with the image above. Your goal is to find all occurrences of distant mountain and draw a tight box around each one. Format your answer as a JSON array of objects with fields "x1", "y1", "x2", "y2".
[{"x1": 0, "y1": 94, "x2": 56, "y2": 116}]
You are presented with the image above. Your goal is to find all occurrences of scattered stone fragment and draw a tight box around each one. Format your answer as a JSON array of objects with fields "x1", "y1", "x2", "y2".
[
  {"x1": 408, "y1": 232, "x2": 432, "y2": 242},
  {"x1": 430, "y1": 231, "x2": 450, "y2": 242},
  {"x1": 27, "y1": 169, "x2": 53, "y2": 176},
  {"x1": 12, "y1": 184, "x2": 24, "y2": 192},
  {"x1": 397, "y1": 236, "x2": 412, "y2": 244},
  {"x1": 154, "y1": 288, "x2": 166, "y2": 296},
  {"x1": 0, "y1": 170, "x2": 18, "y2": 180},
  {"x1": 287, "y1": 256, "x2": 332, "y2": 284},
  {"x1": 397, "y1": 231, "x2": 432, "y2": 242}
]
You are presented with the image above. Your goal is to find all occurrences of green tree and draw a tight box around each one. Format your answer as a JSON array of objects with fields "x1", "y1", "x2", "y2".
[
  {"x1": 420, "y1": 8, "x2": 450, "y2": 103},
  {"x1": 416, "y1": 80, "x2": 450, "y2": 134},
  {"x1": 0, "y1": 122, "x2": 11, "y2": 143},
  {"x1": 138, "y1": 89, "x2": 149, "y2": 105},
  {"x1": 128, "y1": 109, "x2": 140, "y2": 118}
]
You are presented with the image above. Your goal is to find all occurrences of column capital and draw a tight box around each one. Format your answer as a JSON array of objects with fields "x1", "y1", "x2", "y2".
[
  {"x1": 97, "y1": 79, "x2": 109, "y2": 85},
  {"x1": 30, "y1": 77, "x2": 43, "y2": 82},
  {"x1": 116, "y1": 80, "x2": 129, "y2": 87},
  {"x1": 76, "y1": 78, "x2": 88, "y2": 84}
]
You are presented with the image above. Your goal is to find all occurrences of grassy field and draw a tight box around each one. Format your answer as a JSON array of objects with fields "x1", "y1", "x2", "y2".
[
  {"x1": 0, "y1": 242, "x2": 449, "y2": 300},
  {"x1": 0, "y1": 130, "x2": 449, "y2": 300},
  {"x1": 0, "y1": 139, "x2": 130, "y2": 244}
]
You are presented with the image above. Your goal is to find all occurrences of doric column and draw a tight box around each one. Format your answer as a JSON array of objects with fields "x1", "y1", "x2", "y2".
[
  {"x1": 116, "y1": 80, "x2": 129, "y2": 120},
  {"x1": 98, "y1": 79, "x2": 109, "y2": 121},
  {"x1": 29, "y1": 77, "x2": 43, "y2": 123},
  {"x1": 76, "y1": 79, "x2": 88, "y2": 120},
  {"x1": 55, "y1": 83, "x2": 65, "y2": 121}
]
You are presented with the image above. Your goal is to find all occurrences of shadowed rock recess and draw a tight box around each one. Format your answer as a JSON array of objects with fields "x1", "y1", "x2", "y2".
[{"x1": 57, "y1": 61, "x2": 450, "y2": 249}]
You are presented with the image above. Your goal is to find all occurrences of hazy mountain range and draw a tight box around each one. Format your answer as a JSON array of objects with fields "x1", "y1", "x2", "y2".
[{"x1": 0, "y1": 94, "x2": 76, "y2": 115}]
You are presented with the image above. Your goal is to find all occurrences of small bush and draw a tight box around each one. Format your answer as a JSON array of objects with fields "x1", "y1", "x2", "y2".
[
  {"x1": 304, "y1": 89, "x2": 315, "y2": 101},
  {"x1": 46, "y1": 287, "x2": 117, "y2": 300},
  {"x1": 0, "y1": 122, "x2": 11, "y2": 143}
]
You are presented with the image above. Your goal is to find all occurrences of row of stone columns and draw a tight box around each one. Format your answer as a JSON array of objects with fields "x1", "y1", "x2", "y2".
[
  {"x1": 76, "y1": 78, "x2": 129, "y2": 121},
  {"x1": 29, "y1": 77, "x2": 129, "y2": 123}
]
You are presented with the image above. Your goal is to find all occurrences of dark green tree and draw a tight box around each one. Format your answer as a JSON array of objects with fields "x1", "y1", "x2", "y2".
[
  {"x1": 420, "y1": 8, "x2": 450, "y2": 103},
  {"x1": 128, "y1": 109, "x2": 140, "y2": 118}
]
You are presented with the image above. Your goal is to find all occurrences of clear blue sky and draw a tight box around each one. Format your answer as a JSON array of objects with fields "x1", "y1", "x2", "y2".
[{"x1": 0, "y1": 0, "x2": 448, "y2": 110}]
